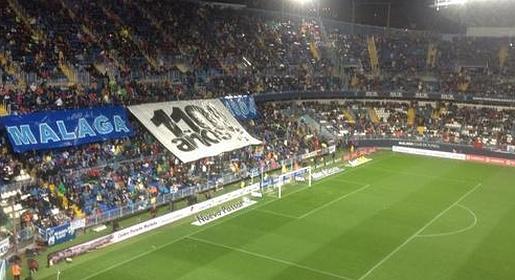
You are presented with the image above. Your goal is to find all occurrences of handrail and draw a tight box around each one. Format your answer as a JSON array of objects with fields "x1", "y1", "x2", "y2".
[
  {"x1": 252, "y1": 90, "x2": 515, "y2": 106},
  {"x1": 42, "y1": 146, "x2": 336, "y2": 231},
  {"x1": 82, "y1": 146, "x2": 334, "y2": 228}
]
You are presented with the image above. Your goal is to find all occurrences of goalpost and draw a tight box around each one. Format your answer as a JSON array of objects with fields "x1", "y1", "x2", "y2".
[
  {"x1": 260, "y1": 166, "x2": 312, "y2": 198},
  {"x1": 0, "y1": 259, "x2": 6, "y2": 280}
]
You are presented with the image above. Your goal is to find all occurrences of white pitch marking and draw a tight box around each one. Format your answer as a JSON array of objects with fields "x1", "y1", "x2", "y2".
[
  {"x1": 367, "y1": 166, "x2": 474, "y2": 184},
  {"x1": 255, "y1": 209, "x2": 300, "y2": 219},
  {"x1": 333, "y1": 178, "x2": 371, "y2": 186},
  {"x1": 298, "y1": 184, "x2": 372, "y2": 219},
  {"x1": 358, "y1": 183, "x2": 482, "y2": 280},
  {"x1": 77, "y1": 172, "x2": 325, "y2": 280},
  {"x1": 77, "y1": 153, "x2": 393, "y2": 280},
  {"x1": 416, "y1": 204, "x2": 478, "y2": 238},
  {"x1": 187, "y1": 236, "x2": 355, "y2": 280}
]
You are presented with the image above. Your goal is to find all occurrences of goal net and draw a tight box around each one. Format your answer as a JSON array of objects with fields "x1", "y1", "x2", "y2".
[{"x1": 260, "y1": 166, "x2": 312, "y2": 198}]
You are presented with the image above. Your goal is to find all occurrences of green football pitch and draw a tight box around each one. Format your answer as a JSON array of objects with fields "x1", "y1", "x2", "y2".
[{"x1": 34, "y1": 151, "x2": 515, "y2": 280}]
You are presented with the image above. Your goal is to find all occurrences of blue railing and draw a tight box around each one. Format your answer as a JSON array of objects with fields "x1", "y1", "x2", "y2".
[
  {"x1": 3, "y1": 140, "x2": 335, "y2": 233},
  {"x1": 65, "y1": 146, "x2": 336, "y2": 229},
  {"x1": 252, "y1": 90, "x2": 515, "y2": 105}
]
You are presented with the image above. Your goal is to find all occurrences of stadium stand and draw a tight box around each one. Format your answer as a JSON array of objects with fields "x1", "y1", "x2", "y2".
[
  {"x1": 0, "y1": 102, "x2": 324, "y2": 229},
  {"x1": 0, "y1": 0, "x2": 513, "y2": 257}
]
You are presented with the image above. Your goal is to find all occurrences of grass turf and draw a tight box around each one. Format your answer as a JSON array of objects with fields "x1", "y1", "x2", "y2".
[{"x1": 29, "y1": 151, "x2": 515, "y2": 280}]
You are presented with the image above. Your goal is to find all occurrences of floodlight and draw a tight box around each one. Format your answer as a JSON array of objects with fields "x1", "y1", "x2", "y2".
[
  {"x1": 292, "y1": 0, "x2": 313, "y2": 5},
  {"x1": 434, "y1": 0, "x2": 508, "y2": 8}
]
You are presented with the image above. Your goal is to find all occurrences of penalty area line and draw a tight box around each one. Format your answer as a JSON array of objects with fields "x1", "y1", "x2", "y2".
[
  {"x1": 255, "y1": 209, "x2": 300, "y2": 219},
  {"x1": 72, "y1": 154, "x2": 391, "y2": 280},
  {"x1": 298, "y1": 184, "x2": 372, "y2": 219},
  {"x1": 358, "y1": 183, "x2": 482, "y2": 280},
  {"x1": 187, "y1": 236, "x2": 355, "y2": 280},
  {"x1": 416, "y1": 204, "x2": 478, "y2": 238}
]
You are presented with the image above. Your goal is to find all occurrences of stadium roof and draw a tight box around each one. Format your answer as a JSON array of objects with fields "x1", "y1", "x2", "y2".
[
  {"x1": 434, "y1": 0, "x2": 515, "y2": 27},
  {"x1": 203, "y1": 0, "x2": 462, "y2": 33}
]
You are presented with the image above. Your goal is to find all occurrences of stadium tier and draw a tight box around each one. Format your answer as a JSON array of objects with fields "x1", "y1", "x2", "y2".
[{"x1": 0, "y1": 0, "x2": 514, "y2": 279}]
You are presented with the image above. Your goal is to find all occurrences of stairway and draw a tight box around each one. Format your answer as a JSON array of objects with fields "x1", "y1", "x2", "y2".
[
  {"x1": 506, "y1": 46, "x2": 515, "y2": 71},
  {"x1": 343, "y1": 109, "x2": 356, "y2": 124},
  {"x1": 427, "y1": 44, "x2": 438, "y2": 69},
  {"x1": 309, "y1": 41, "x2": 321, "y2": 61},
  {"x1": 417, "y1": 126, "x2": 426, "y2": 135},
  {"x1": 8, "y1": 0, "x2": 78, "y2": 83},
  {"x1": 498, "y1": 45, "x2": 510, "y2": 69},
  {"x1": 367, "y1": 36, "x2": 380, "y2": 75},
  {"x1": 0, "y1": 52, "x2": 26, "y2": 88},
  {"x1": 368, "y1": 108, "x2": 380, "y2": 124},
  {"x1": 176, "y1": 63, "x2": 192, "y2": 74},
  {"x1": 58, "y1": 52, "x2": 77, "y2": 84},
  {"x1": 319, "y1": 19, "x2": 347, "y2": 88},
  {"x1": 101, "y1": 6, "x2": 159, "y2": 69},
  {"x1": 134, "y1": 0, "x2": 192, "y2": 70},
  {"x1": 431, "y1": 108, "x2": 439, "y2": 119},
  {"x1": 0, "y1": 102, "x2": 9, "y2": 116},
  {"x1": 407, "y1": 107, "x2": 416, "y2": 126},
  {"x1": 59, "y1": 0, "x2": 124, "y2": 78},
  {"x1": 58, "y1": 0, "x2": 97, "y2": 44},
  {"x1": 7, "y1": 0, "x2": 44, "y2": 39},
  {"x1": 299, "y1": 114, "x2": 334, "y2": 141},
  {"x1": 132, "y1": 0, "x2": 168, "y2": 37},
  {"x1": 432, "y1": 106, "x2": 446, "y2": 120},
  {"x1": 59, "y1": 62, "x2": 78, "y2": 84}
]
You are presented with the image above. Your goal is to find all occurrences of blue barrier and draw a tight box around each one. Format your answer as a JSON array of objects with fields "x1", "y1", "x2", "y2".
[{"x1": 253, "y1": 90, "x2": 515, "y2": 106}]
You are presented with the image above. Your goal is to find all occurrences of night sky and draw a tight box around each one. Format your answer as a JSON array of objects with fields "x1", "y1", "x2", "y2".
[{"x1": 206, "y1": 0, "x2": 463, "y2": 32}]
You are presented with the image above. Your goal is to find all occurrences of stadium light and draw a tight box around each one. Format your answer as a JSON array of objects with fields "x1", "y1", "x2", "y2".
[
  {"x1": 435, "y1": 0, "x2": 466, "y2": 6},
  {"x1": 291, "y1": 0, "x2": 313, "y2": 5},
  {"x1": 434, "y1": 0, "x2": 506, "y2": 9}
]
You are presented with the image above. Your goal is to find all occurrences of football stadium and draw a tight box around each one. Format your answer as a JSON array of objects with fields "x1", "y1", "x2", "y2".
[{"x1": 0, "y1": 0, "x2": 514, "y2": 279}]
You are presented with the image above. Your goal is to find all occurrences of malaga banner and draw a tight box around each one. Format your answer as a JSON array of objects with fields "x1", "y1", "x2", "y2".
[
  {"x1": 0, "y1": 106, "x2": 133, "y2": 153},
  {"x1": 220, "y1": 95, "x2": 259, "y2": 120},
  {"x1": 129, "y1": 99, "x2": 261, "y2": 163}
]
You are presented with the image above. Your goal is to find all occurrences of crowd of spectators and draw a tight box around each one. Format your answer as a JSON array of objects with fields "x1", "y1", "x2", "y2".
[
  {"x1": 334, "y1": 30, "x2": 515, "y2": 97},
  {"x1": 0, "y1": 0, "x2": 513, "y2": 236},
  {"x1": 1, "y1": 0, "x2": 514, "y2": 112},
  {"x1": 299, "y1": 101, "x2": 514, "y2": 149},
  {"x1": 0, "y1": 102, "x2": 324, "y2": 229},
  {"x1": 1, "y1": 98, "x2": 513, "y2": 229},
  {"x1": 0, "y1": 4, "x2": 61, "y2": 80}
]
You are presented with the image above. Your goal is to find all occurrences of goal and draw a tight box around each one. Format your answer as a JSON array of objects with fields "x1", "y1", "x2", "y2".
[{"x1": 260, "y1": 166, "x2": 312, "y2": 198}]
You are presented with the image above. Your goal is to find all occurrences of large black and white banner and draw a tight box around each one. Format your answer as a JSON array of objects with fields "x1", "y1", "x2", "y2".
[
  {"x1": 0, "y1": 237, "x2": 10, "y2": 256},
  {"x1": 129, "y1": 99, "x2": 261, "y2": 163}
]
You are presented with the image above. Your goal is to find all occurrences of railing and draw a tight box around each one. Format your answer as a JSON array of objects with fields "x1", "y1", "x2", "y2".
[
  {"x1": 77, "y1": 146, "x2": 335, "y2": 229},
  {"x1": 1, "y1": 4, "x2": 509, "y2": 91},
  {"x1": 252, "y1": 90, "x2": 515, "y2": 105},
  {"x1": 0, "y1": 152, "x2": 160, "y2": 191},
  {"x1": 0, "y1": 178, "x2": 37, "y2": 194},
  {"x1": 85, "y1": 184, "x2": 207, "y2": 227},
  {"x1": 126, "y1": 69, "x2": 184, "y2": 84},
  {"x1": 0, "y1": 51, "x2": 26, "y2": 88}
]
